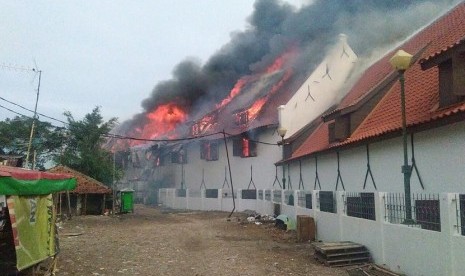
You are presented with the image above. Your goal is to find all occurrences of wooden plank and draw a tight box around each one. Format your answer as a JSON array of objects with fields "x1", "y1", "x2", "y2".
[
  {"x1": 325, "y1": 251, "x2": 369, "y2": 258},
  {"x1": 314, "y1": 244, "x2": 366, "y2": 254}
]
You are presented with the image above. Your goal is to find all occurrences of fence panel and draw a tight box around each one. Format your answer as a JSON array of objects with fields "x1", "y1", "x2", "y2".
[
  {"x1": 384, "y1": 193, "x2": 441, "y2": 232},
  {"x1": 319, "y1": 191, "x2": 336, "y2": 213},
  {"x1": 273, "y1": 190, "x2": 282, "y2": 203},
  {"x1": 345, "y1": 192, "x2": 375, "y2": 220},
  {"x1": 297, "y1": 191, "x2": 312, "y2": 209},
  {"x1": 284, "y1": 191, "x2": 294, "y2": 205}
]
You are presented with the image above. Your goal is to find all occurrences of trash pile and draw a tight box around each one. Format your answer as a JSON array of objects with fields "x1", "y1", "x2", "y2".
[
  {"x1": 243, "y1": 209, "x2": 275, "y2": 226},
  {"x1": 242, "y1": 210, "x2": 295, "y2": 231}
]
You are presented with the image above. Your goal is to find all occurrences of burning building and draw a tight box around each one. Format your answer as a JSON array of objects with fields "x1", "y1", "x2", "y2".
[
  {"x1": 115, "y1": 34, "x2": 356, "y2": 201},
  {"x1": 107, "y1": 0, "x2": 457, "y2": 201}
]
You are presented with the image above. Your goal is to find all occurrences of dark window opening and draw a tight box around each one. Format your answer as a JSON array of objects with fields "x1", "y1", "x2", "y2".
[
  {"x1": 439, "y1": 59, "x2": 465, "y2": 107},
  {"x1": 200, "y1": 141, "x2": 218, "y2": 161},
  {"x1": 232, "y1": 136, "x2": 257, "y2": 158},
  {"x1": 328, "y1": 122, "x2": 336, "y2": 144},
  {"x1": 171, "y1": 148, "x2": 187, "y2": 164}
]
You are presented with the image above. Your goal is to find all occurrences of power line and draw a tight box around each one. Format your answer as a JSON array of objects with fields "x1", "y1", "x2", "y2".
[
  {"x1": 0, "y1": 104, "x2": 30, "y2": 118},
  {"x1": 0, "y1": 97, "x2": 279, "y2": 146},
  {"x1": 103, "y1": 131, "x2": 279, "y2": 146},
  {"x1": 0, "y1": 96, "x2": 68, "y2": 125}
]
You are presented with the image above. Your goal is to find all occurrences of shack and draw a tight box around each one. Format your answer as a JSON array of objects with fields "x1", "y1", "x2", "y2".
[
  {"x1": 0, "y1": 165, "x2": 76, "y2": 274},
  {"x1": 48, "y1": 165, "x2": 112, "y2": 216}
]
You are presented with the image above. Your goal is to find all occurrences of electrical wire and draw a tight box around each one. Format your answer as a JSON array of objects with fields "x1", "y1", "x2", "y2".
[
  {"x1": 1, "y1": 98, "x2": 279, "y2": 146},
  {"x1": 0, "y1": 96, "x2": 67, "y2": 125},
  {"x1": 0, "y1": 104, "x2": 32, "y2": 119}
]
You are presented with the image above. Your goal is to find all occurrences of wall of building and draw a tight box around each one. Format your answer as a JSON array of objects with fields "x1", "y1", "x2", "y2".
[
  {"x1": 287, "y1": 121, "x2": 465, "y2": 193},
  {"x1": 159, "y1": 189, "x2": 465, "y2": 276},
  {"x1": 176, "y1": 128, "x2": 284, "y2": 191},
  {"x1": 280, "y1": 34, "x2": 357, "y2": 138}
]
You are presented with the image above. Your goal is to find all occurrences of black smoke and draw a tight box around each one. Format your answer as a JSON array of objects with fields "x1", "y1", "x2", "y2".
[{"x1": 116, "y1": 0, "x2": 459, "y2": 137}]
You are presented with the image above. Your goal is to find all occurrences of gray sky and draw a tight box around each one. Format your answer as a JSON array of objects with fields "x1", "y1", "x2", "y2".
[{"x1": 0, "y1": 0, "x2": 305, "y2": 125}]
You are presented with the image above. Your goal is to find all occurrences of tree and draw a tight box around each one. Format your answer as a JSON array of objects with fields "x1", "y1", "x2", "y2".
[
  {"x1": 0, "y1": 116, "x2": 65, "y2": 169},
  {"x1": 57, "y1": 107, "x2": 119, "y2": 186}
]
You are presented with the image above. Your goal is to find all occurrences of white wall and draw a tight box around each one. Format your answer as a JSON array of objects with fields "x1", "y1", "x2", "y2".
[
  {"x1": 280, "y1": 34, "x2": 358, "y2": 137},
  {"x1": 177, "y1": 128, "x2": 283, "y2": 191},
  {"x1": 285, "y1": 121, "x2": 465, "y2": 194},
  {"x1": 159, "y1": 189, "x2": 465, "y2": 276}
]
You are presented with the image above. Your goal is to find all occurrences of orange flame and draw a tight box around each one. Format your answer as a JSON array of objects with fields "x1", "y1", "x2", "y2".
[
  {"x1": 265, "y1": 47, "x2": 297, "y2": 74},
  {"x1": 247, "y1": 69, "x2": 293, "y2": 122},
  {"x1": 216, "y1": 77, "x2": 250, "y2": 109},
  {"x1": 125, "y1": 102, "x2": 188, "y2": 144}
]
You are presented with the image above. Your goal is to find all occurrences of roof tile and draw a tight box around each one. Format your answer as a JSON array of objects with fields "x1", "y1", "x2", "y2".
[{"x1": 290, "y1": 3, "x2": 465, "y2": 160}]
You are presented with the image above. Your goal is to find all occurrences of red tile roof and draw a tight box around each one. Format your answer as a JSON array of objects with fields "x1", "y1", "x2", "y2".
[
  {"x1": 48, "y1": 165, "x2": 112, "y2": 194},
  {"x1": 290, "y1": 120, "x2": 328, "y2": 160},
  {"x1": 289, "y1": 3, "x2": 465, "y2": 160}
]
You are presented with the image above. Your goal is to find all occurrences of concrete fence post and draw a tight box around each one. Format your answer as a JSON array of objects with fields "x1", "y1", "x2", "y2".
[
  {"x1": 236, "y1": 189, "x2": 241, "y2": 212},
  {"x1": 171, "y1": 189, "x2": 176, "y2": 208},
  {"x1": 201, "y1": 189, "x2": 205, "y2": 211},
  {"x1": 442, "y1": 193, "x2": 456, "y2": 276},
  {"x1": 336, "y1": 191, "x2": 345, "y2": 240},
  {"x1": 218, "y1": 189, "x2": 222, "y2": 211},
  {"x1": 376, "y1": 192, "x2": 386, "y2": 265}
]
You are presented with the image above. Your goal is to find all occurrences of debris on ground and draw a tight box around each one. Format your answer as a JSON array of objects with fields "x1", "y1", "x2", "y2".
[
  {"x1": 346, "y1": 264, "x2": 401, "y2": 276},
  {"x1": 57, "y1": 205, "x2": 348, "y2": 275}
]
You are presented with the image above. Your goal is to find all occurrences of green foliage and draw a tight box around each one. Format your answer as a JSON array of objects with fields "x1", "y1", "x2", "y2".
[
  {"x1": 0, "y1": 116, "x2": 65, "y2": 169},
  {"x1": 0, "y1": 107, "x2": 121, "y2": 185},
  {"x1": 57, "y1": 107, "x2": 120, "y2": 186}
]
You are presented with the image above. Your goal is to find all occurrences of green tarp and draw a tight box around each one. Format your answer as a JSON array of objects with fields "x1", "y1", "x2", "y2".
[
  {"x1": 0, "y1": 166, "x2": 76, "y2": 195},
  {"x1": 0, "y1": 177, "x2": 76, "y2": 195}
]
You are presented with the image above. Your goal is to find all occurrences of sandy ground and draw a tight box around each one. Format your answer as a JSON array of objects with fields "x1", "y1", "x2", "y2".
[{"x1": 56, "y1": 205, "x2": 350, "y2": 276}]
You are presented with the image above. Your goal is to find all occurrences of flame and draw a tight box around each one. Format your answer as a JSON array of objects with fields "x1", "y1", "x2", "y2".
[
  {"x1": 265, "y1": 47, "x2": 298, "y2": 74},
  {"x1": 247, "y1": 69, "x2": 293, "y2": 122},
  {"x1": 141, "y1": 102, "x2": 187, "y2": 138},
  {"x1": 109, "y1": 46, "x2": 300, "y2": 152},
  {"x1": 242, "y1": 137, "x2": 249, "y2": 157},
  {"x1": 216, "y1": 77, "x2": 250, "y2": 109}
]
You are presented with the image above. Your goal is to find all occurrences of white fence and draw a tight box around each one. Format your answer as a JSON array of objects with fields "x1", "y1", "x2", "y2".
[{"x1": 158, "y1": 189, "x2": 465, "y2": 276}]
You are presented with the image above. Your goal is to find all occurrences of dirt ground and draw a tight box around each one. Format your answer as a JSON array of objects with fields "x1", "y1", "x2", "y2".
[{"x1": 56, "y1": 204, "x2": 350, "y2": 276}]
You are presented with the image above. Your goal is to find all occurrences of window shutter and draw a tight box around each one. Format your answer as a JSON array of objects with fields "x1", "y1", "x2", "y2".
[
  {"x1": 210, "y1": 142, "x2": 219, "y2": 161},
  {"x1": 233, "y1": 138, "x2": 242, "y2": 156}
]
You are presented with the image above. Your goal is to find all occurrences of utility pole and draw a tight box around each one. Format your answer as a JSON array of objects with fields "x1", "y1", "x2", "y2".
[
  {"x1": 25, "y1": 69, "x2": 42, "y2": 169},
  {"x1": 0, "y1": 63, "x2": 40, "y2": 169}
]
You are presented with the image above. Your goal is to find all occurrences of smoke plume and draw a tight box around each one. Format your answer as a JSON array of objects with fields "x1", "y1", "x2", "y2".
[{"x1": 115, "y1": 0, "x2": 459, "y2": 140}]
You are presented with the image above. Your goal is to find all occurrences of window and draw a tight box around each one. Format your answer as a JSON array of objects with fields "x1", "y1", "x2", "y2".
[
  {"x1": 438, "y1": 56, "x2": 465, "y2": 107},
  {"x1": 232, "y1": 137, "x2": 257, "y2": 158},
  {"x1": 171, "y1": 148, "x2": 187, "y2": 164},
  {"x1": 154, "y1": 155, "x2": 165, "y2": 167},
  {"x1": 328, "y1": 122, "x2": 336, "y2": 143},
  {"x1": 200, "y1": 141, "x2": 219, "y2": 161},
  {"x1": 234, "y1": 110, "x2": 248, "y2": 126},
  {"x1": 191, "y1": 123, "x2": 201, "y2": 136}
]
